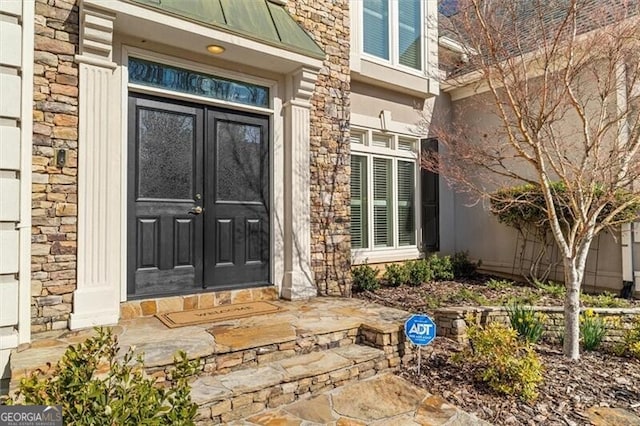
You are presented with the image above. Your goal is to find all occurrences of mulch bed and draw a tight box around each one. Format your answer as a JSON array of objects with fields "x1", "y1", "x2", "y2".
[
  {"x1": 399, "y1": 337, "x2": 640, "y2": 425},
  {"x1": 355, "y1": 275, "x2": 640, "y2": 314},
  {"x1": 355, "y1": 277, "x2": 640, "y2": 425}
]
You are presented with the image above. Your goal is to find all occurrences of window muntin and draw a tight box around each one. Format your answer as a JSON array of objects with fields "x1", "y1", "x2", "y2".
[
  {"x1": 361, "y1": 0, "x2": 423, "y2": 71},
  {"x1": 350, "y1": 131, "x2": 418, "y2": 251}
]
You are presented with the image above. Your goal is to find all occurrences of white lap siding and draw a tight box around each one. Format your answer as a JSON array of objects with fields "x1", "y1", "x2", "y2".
[{"x1": 0, "y1": 0, "x2": 33, "y2": 389}]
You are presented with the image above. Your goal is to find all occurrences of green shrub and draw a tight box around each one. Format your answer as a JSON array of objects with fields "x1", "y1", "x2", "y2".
[
  {"x1": 486, "y1": 278, "x2": 514, "y2": 291},
  {"x1": 461, "y1": 321, "x2": 543, "y2": 402},
  {"x1": 581, "y1": 292, "x2": 630, "y2": 308},
  {"x1": 406, "y1": 259, "x2": 432, "y2": 286},
  {"x1": 448, "y1": 288, "x2": 488, "y2": 305},
  {"x1": 352, "y1": 263, "x2": 380, "y2": 291},
  {"x1": 7, "y1": 328, "x2": 199, "y2": 425},
  {"x1": 451, "y1": 251, "x2": 478, "y2": 278},
  {"x1": 383, "y1": 263, "x2": 409, "y2": 287},
  {"x1": 580, "y1": 309, "x2": 607, "y2": 351},
  {"x1": 422, "y1": 294, "x2": 443, "y2": 309},
  {"x1": 502, "y1": 292, "x2": 542, "y2": 307},
  {"x1": 506, "y1": 304, "x2": 546, "y2": 344},
  {"x1": 534, "y1": 280, "x2": 565, "y2": 298},
  {"x1": 614, "y1": 315, "x2": 640, "y2": 357},
  {"x1": 427, "y1": 254, "x2": 455, "y2": 281}
]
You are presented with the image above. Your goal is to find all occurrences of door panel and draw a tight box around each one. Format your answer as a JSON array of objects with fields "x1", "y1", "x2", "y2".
[
  {"x1": 128, "y1": 95, "x2": 204, "y2": 298},
  {"x1": 128, "y1": 94, "x2": 270, "y2": 297},
  {"x1": 205, "y1": 111, "x2": 270, "y2": 287}
]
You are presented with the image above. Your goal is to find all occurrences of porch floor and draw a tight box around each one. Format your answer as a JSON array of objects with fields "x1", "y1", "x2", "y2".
[
  {"x1": 9, "y1": 297, "x2": 490, "y2": 425},
  {"x1": 11, "y1": 297, "x2": 410, "y2": 385}
]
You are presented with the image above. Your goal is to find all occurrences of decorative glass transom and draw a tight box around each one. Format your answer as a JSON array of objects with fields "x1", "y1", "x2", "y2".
[{"x1": 128, "y1": 57, "x2": 269, "y2": 108}]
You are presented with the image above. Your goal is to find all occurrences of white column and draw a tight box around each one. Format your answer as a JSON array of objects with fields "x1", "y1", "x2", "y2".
[
  {"x1": 281, "y1": 67, "x2": 319, "y2": 300},
  {"x1": 70, "y1": 3, "x2": 120, "y2": 329}
]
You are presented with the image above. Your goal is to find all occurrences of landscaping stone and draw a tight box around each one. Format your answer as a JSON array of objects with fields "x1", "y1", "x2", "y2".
[
  {"x1": 587, "y1": 407, "x2": 640, "y2": 426},
  {"x1": 237, "y1": 374, "x2": 491, "y2": 425},
  {"x1": 332, "y1": 374, "x2": 427, "y2": 421}
]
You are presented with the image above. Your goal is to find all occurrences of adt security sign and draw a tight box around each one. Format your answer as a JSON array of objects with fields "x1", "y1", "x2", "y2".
[{"x1": 405, "y1": 314, "x2": 436, "y2": 346}]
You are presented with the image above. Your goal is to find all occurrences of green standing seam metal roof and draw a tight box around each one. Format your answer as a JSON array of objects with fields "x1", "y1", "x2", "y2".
[{"x1": 129, "y1": 0, "x2": 326, "y2": 60}]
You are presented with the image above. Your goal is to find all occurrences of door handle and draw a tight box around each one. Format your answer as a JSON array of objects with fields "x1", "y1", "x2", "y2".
[{"x1": 189, "y1": 206, "x2": 204, "y2": 215}]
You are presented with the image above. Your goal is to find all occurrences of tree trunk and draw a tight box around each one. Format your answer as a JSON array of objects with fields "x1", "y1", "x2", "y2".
[
  {"x1": 562, "y1": 242, "x2": 591, "y2": 359},
  {"x1": 563, "y1": 261, "x2": 582, "y2": 359}
]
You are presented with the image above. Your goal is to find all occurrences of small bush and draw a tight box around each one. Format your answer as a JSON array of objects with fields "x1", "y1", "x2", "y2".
[
  {"x1": 502, "y1": 292, "x2": 542, "y2": 306},
  {"x1": 580, "y1": 309, "x2": 607, "y2": 351},
  {"x1": 422, "y1": 294, "x2": 443, "y2": 309},
  {"x1": 461, "y1": 321, "x2": 543, "y2": 402},
  {"x1": 428, "y1": 254, "x2": 455, "y2": 281},
  {"x1": 406, "y1": 259, "x2": 432, "y2": 286},
  {"x1": 451, "y1": 251, "x2": 479, "y2": 278},
  {"x1": 352, "y1": 263, "x2": 380, "y2": 291},
  {"x1": 615, "y1": 315, "x2": 640, "y2": 357},
  {"x1": 535, "y1": 280, "x2": 565, "y2": 298},
  {"x1": 506, "y1": 304, "x2": 546, "y2": 344},
  {"x1": 7, "y1": 328, "x2": 199, "y2": 425},
  {"x1": 383, "y1": 263, "x2": 409, "y2": 287},
  {"x1": 448, "y1": 288, "x2": 488, "y2": 305},
  {"x1": 581, "y1": 292, "x2": 630, "y2": 308},
  {"x1": 487, "y1": 278, "x2": 514, "y2": 291}
]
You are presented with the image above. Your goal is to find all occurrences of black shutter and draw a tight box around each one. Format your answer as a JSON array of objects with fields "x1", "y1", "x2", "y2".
[{"x1": 421, "y1": 138, "x2": 439, "y2": 252}]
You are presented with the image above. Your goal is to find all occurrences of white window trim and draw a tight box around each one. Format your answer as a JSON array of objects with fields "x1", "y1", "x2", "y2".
[
  {"x1": 350, "y1": 127, "x2": 422, "y2": 263},
  {"x1": 360, "y1": 0, "x2": 426, "y2": 76},
  {"x1": 350, "y1": 0, "x2": 439, "y2": 97}
]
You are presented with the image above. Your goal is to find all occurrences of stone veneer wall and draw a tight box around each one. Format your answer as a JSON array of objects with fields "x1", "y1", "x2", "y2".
[
  {"x1": 287, "y1": 0, "x2": 353, "y2": 297},
  {"x1": 31, "y1": 0, "x2": 79, "y2": 332},
  {"x1": 435, "y1": 306, "x2": 640, "y2": 344}
]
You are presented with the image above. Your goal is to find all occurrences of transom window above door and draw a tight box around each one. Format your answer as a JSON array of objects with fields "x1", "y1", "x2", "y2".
[
  {"x1": 128, "y1": 57, "x2": 270, "y2": 108},
  {"x1": 362, "y1": 0, "x2": 423, "y2": 71}
]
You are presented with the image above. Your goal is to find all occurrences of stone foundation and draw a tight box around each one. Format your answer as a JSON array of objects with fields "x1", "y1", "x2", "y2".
[{"x1": 434, "y1": 306, "x2": 640, "y2": 344}]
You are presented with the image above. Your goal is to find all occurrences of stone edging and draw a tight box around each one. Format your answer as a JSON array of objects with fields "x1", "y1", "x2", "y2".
[{"x1": 434, "y1": 306, "x2": 640, "y2": 343}]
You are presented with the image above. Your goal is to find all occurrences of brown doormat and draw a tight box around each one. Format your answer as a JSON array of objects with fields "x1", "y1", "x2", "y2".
[{"x1": 156, "y1": 301, "x2": 283, "y2": 328}]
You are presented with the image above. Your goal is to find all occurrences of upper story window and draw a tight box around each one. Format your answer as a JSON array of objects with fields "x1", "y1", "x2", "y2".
[{"x1": 363, "y1": 0, "x2": 423, "y2": 71}]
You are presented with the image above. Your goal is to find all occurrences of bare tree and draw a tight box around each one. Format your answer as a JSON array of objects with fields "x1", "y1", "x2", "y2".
[{"x1": 426, "y1": 0, "x2": 640, "y2": 359}]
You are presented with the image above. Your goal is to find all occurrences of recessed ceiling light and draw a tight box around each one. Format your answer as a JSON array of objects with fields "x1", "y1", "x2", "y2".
[{"x1": 206, "y1": 45, "x2": 225, "y2": 54}]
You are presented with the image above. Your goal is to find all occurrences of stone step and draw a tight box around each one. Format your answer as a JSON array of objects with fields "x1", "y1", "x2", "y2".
[
  {"x1": 235, "y1": 373, "x2": 492, "y2": 426},
  {"x1": 10, "y1": 298, "x2": 415, "y2": 393},
  {"x1": 191, "y1": 344, "x2": 390, "y2": 424}
]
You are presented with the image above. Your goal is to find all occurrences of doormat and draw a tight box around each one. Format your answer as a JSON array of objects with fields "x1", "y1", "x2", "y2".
[{"x1": 156, "y1": 301, "x2": 282, "y2": 328}]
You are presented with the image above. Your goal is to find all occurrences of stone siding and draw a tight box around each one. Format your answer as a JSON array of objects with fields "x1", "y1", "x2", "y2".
[
  {"x1": 287, "y1": 0, "x2": 353, "y2": 297},
  {"x1": 31, "y1": 0, "x2": 79, "y2": 332},
  {"x1": 435, "y1": 306, "x2": 640, "y2": 344}
]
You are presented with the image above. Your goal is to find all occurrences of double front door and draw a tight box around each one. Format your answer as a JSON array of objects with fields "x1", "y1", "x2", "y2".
[{"x1": 127, "y1": 94, "x2": 270, "y2": 298}]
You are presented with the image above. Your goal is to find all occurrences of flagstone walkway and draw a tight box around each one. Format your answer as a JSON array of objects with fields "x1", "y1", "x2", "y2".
[{"x1": 235, "y1": 373, "x2": 491, "y2": 425}]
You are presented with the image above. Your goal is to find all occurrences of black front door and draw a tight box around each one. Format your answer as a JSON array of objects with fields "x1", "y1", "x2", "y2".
[{"x1": 128, "y1": 94, "x2": 269, "y2": 298}]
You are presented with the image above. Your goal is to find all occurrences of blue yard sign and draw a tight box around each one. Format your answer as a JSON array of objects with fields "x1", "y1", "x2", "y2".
[{"x1": 405, "y1": 314, "x2": 436, "y2": 346}]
